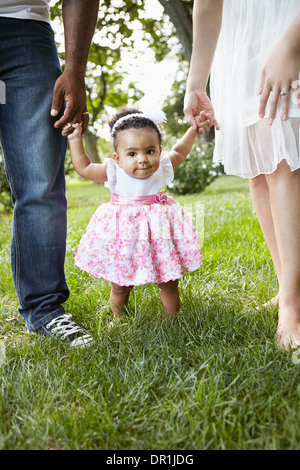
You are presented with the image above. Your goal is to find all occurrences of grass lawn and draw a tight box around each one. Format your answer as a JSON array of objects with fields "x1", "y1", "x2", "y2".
[{"x1": 0, "y1": 174, "x2": 300, "y2": 450}]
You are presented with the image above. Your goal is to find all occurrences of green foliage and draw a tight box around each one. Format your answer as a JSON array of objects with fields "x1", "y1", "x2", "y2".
[
  {"x1": 170, "y1": 140, "x2": 223, "y2": 195},
  {"x1": 140, "y1": 15, "x2": 173, "y2": 62},
  {"x1": 85, "y1": 1, "x2": 146, "y2": 123},
  {"x1": 51, "y1": 1, "x2": 151, "y2": 128}
]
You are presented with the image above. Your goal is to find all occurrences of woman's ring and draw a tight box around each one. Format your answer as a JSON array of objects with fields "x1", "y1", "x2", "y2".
[
  {"x1": 82, "y1": 111, "x2": 89, "y2": 115},
  {"x1": 280, "y1": 91, "x2": 289, "y2": 96}
]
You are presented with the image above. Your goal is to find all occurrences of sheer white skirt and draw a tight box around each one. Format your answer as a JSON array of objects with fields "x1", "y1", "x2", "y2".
[{"x1": 210, "y1": 0, "x2": 300, "y2": 179}]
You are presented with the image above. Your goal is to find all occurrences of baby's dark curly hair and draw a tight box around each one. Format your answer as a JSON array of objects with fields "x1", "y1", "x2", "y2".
[{"x1": 108, "y1": 107, "x2": 163, "y2": 149}]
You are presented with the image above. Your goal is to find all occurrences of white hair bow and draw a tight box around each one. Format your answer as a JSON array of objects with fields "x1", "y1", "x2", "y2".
[{"x1": 137, "y1": 96, "x2": 167, "y2": 124}]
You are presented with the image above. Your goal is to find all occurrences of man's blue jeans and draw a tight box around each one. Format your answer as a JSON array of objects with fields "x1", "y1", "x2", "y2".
[{"x1": 0, "y1": 18, "x2": 69, "y2": 329}]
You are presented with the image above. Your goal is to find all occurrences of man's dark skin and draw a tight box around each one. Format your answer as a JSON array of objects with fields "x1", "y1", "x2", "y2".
[{"x1": 50, "y1": 0, "x2": 100, "y2": 136}]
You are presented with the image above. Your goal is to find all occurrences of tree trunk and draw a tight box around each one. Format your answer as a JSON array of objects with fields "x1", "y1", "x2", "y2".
[
  {"x1": 157, "y1": 0, "x2": 192, "y2": 62},
  {"x1": 158, "y1": 0, "x2": 215, "y2": 142}
]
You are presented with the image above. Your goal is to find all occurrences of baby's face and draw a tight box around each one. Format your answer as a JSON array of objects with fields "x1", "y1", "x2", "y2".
[{"x1": 113, "y1": 127, "x2": 162, "y2": 179}]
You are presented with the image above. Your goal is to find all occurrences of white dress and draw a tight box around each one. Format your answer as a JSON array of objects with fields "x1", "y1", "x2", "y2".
[
  {"x1": 75, "y1": 155, "x2": 202, "y2": 286},
  {"x1": 210, "y1": 0, "x2": 300, "y2": 178}
]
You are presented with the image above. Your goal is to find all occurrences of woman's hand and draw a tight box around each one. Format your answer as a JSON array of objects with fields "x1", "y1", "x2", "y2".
[
  {"x1": 184, "y1": 88, "x2": 220, "y2": 134},
  {"x1": 259, "y1": 42, "x2": 300, "y2": 124}
]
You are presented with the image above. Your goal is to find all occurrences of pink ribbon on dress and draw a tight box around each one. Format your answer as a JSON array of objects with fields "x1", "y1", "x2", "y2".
[{"x1": 111, "y1": 192, "x2": 168, "y2": 205}]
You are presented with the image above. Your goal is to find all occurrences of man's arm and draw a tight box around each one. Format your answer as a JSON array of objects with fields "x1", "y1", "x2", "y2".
[{"x1": 51, "y1": 0, "x2": 100, "y2": 134}]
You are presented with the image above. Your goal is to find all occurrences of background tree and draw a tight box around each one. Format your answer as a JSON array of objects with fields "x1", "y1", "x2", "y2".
[
  {"x1": 138, "y1": 0, "x2": 213, "y2": 141},
  {"x1": 156, "y1": 0, "x2": 193, "y2": 61},
  {"x1": 53, "y1": 0, "x2": 200, "y2": 163},
  {"x1": 0, "y1": 0, "x2": 218, "y2": 210},
  {"x1": 51, "y1": 0, "x2": 148, "y2": 164},
  {"x1": 53, "y1": 0, "x2": 205, "y2": 161}
]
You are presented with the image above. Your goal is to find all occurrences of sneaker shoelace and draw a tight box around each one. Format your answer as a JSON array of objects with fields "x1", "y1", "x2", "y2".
[{"x1": 46, "y1": 313, "x2": 92, "y2": 345}]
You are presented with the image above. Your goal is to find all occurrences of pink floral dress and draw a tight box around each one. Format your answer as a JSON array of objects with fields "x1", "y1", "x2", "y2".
[{"x1": 75, "y1": 154, "x2": 202, "y2": 286}]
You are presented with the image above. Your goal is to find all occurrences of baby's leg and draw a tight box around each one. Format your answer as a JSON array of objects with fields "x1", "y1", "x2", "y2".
[
  {"x1": 158, "y1": 280, "x2": 179, "y2": 317},
  {"x1": 110, "y1": 282, "x2": 132, "y2": 317}
]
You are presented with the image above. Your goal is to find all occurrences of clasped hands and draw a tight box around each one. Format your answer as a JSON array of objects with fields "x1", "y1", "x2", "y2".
[
  {"x1": 50, "y1": 70, "x2": 89, "y2": 137},
  {"x1": 184, "y1": 88, "x2": 220, "y2": 135}
]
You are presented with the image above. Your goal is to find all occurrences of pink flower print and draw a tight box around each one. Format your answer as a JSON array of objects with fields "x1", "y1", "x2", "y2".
[{"x1": 154, "y1": 193, "x2": 168, "y2": 204}]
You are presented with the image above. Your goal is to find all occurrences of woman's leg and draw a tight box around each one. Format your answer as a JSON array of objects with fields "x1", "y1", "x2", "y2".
[
  {"x1": 250, "y1": 174, "x2": 280, "y2": 310},
  {"x1": 110, "y1": 282, "x2": 132, "y2": 317},
  {"x1": 264, "y1": 161, "x2": 300, "y2": 348},
  {"x1": 249, "y1": 174, "x2": 282, "y2": 286},
  {"x1": 158, "y1": 280, "x2": 179, "y2": 317}
]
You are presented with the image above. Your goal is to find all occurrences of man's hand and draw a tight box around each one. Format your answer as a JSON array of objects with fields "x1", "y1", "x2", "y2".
[{"x1": 51, "y1": 70, "x2": 89, "y2": 136}]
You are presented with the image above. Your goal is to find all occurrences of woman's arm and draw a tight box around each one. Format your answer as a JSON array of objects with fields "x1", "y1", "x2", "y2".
[
  {"x1": 68, "y1": 124, "x2": 107, "y2": 182},
  {"x1": 259, "y1": 12, "x2": 300, "y2": 123},
  {"x1": 187, "y1": 0, "x2": 223, "y2": 92},
  {"x1": 184, "y1": 0, "x2": 223, "y2": 132}
]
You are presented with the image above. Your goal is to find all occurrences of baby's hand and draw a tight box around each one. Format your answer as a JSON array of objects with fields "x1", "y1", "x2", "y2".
[
  {"x1": 67, "y1": 123, "x2": 83, "y2": 141},
  {"x1": 194, "y1": 110, "x2": 213, "y2": 132}
]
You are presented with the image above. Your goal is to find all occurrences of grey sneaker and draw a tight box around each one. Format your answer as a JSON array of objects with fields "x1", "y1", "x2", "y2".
[{"x1": 31, "y1": 313, "x2": 94, "y2": 348}]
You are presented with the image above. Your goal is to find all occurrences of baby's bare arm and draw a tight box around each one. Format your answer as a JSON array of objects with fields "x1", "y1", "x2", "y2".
[
  {"x1": 169, "y1": 118, "x2": 210, "y2": 168},
  {"x1": 68, "y1": 124, "x2": 108, "y2": 182}
]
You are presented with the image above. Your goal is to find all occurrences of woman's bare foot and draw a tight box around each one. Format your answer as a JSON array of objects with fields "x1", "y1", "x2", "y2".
[{"x1": 276, "y1": 308, "x2": 300, "y2": 350}]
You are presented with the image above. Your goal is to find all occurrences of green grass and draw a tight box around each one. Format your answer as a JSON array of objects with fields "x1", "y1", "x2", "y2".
[{"x1": 0, "y1": 174, "x2": 300, "y2": 450}]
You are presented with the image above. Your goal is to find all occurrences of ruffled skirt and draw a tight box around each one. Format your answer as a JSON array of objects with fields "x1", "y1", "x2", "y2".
[
  {"x1": 75, "y1": 197, "x2": 202, "y2": 286},
  {"x1": 213, "y1": 115, "x2": 300, "y2": 178}
]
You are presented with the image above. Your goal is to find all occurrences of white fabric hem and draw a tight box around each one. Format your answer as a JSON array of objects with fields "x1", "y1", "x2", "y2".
[{"x1": 214, "y1": 156, "x2": 300, "y2": 179}]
